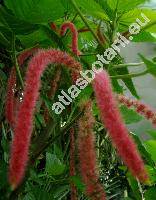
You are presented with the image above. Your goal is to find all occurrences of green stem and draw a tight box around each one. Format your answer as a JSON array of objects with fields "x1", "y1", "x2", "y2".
[
  {"x1": 70, "y1": 0, "x2": 104, "y2": 47},
  {"x1": 111, "y1": 70, "x2": 148, "y2": 79},
  {"x1": 12, "y1": 34, "x2": 24, "y2": 88},
  {"x1": 113, "y1": 62, "x2": 144, "y2": 69},
  {"x1": 80, "y1": 53, "x2": 97, "y2": 56},
  {"x1": 141, "y1": 21, "x2": 156, "y2": 32}
]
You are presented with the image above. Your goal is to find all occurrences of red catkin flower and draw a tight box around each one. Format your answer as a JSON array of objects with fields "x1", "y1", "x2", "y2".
[
  {"x1": 8, "y1": 49, "x2": 82, "y2": 189},
  {"x1": 60, "y1": 22, "x2": 81, "y2": 56},
  {"x1": 70, "y1": 127, "x2": 77, "y2": 200},
  {"x1": 117, "y1": 94, "x2": 156, "y2": 126},
  {"x1": 5, "y1": 47, "x2": 39, "y2": 128},
  {"x1": 78, "y1": 100, "x2": 106, "y2": 200},
  {"x1": 93, "y1": 70, "x2": 149, "y2": 183}
]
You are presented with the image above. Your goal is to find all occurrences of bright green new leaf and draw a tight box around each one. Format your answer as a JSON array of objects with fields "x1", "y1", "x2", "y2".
[
  {"x1": 144, "y1": 140, "x2": 156, "y2": 162},
  {"x1": 139, "y1": 54, "x2": 156, "y2": 77}
]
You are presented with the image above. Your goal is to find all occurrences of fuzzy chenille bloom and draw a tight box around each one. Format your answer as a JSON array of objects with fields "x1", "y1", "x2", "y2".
[
  {"x1": 8, "y1": 49, "x2": 82, "y2": 189},
  {"x1": 117, "y1": 94, "x2": 156, "y2": 126},
  {"x1": 78, "y1": 101, "x2": 106, "y2": 200},
  {"x1": 5, "y1": 48, "x2": 39, "y2": 128},
  {"x1": 60, "y1": 22, "x2": 80, "y2": 56},
  {"x1": 93, "y1": 70, "x2": 148, "y2": 183}
]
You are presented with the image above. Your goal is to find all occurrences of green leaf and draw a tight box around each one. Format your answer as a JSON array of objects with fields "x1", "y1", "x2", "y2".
[
  {"x1": 126, "y1": 171, "x2": 142, "y2": 200},
  {"x1": 139, "y1": 54, "x2": 156, "y2": 77},
  {"x1": 144, "y1": 140, "x2": 156, "y2": 162},
  {"x1": 120, "y1": 105, "x2": 142, "y2": 124},
  {"x1": 144, "y1": 187, "x2": 156, "y2": 200},
  {"x1": 116, "y1": 67, "x2": 139, "y2": 98},
  {"x1": 5, "y1": 0, "x2": 66, "y2": 24},
  {"x1": 75, "y1": 0, "x2": 109, "y2": 21},
  {"x1": 46, "y1": 153, "x2": 65, "y2": 175},
  {"x1": 147, "y1": 130, "x2": 156, "y2": 140},
  {"x1": 70, "y1": 176, "x2": 85, "y2": 192},
  {"x1": 0, "y1": 7, "x2": 39, "y2": 35},
  {"x1": 107, "y1": 0, "x2": 146, "y2": 13},
  {"x1": 131, "y1": 133, "x2": 155, "y2": 167},
  {"x1": 132, "y1": 32, "x2": 156, "y2": 42},
  {"x1": 146, "y1": 165, "x2": 156, "y2": 184}
]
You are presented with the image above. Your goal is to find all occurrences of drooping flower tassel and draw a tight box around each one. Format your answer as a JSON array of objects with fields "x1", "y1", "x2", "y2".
[
  {"x1": 70, "y1": 127, "x2": 77, "y2": 200},
  {"x1": 93, "y1": 70, "x2": 149, "y2": 183},
  {"x1": 117, "y1": 94, "x2": 156, "y2": 126},
  {"x1": 60, "y1": 22, "x2": 81, "y2": 56},
  {"x1": 78, "y1": 100, "x2": 106, "y2": 200},
  {"x1": 5, "y1": 47, "x2": 39, "y2": 128},
  {"x1": 8, "y1": 49, "x2": 82, "y2": 189}
]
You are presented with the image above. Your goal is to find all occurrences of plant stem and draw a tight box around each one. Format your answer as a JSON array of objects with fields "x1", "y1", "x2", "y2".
[
  {"x1": 113, "y1": 62, "x2": 144, "y2": 69},
  {"x1": 111, "y1": 70, "x2": 148, "y2": 79},
  {"x1": 70, "y1": 0, "x2": 104, "y2": 47},
  {"x1": 79, "y1": 53, "x2": 97, "y2": 56},
  {"x1": 12, "y1": 33, "x2": 24, "y2": 88}
]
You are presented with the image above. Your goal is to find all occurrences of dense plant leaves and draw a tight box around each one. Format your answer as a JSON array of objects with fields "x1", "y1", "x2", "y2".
[
  {"x1": 139, "y1": 54, "x2": 156, "y2": 77},
  {"x1": 126, "y1": 172, "x2": 142, "y2": 200},
  {"x1": 131, "y1": 133, "x2": 155, "y2": 167},
  {"x1": 5, "y1": 0, "x2": 66, "y2": 24},
  {"x1": 107, "y1": 0, "x2": 146, "y2": 13},
  {"x1": 45, "y1": 153, "x2": 65, "y2": 176},
  {"x1": 132, "y1": 31, "x2": 156, "y2": 42},
  {"x1": 120, "y1": 106, "x2": 142, "y2": 124},
  {"x1": 116, "y1": 67, "x2": 139, "y2": 98},
  {"x1": 144, "y1": 140, "x2": 156, "y2": 162},
  {"x1": 144, "y1": 187, "x2": 156, "y2": 200},
  {"x1": 120, "y1": 9, "x2": 156, "y2": 32},
  {"x1": 147, "y1": 130, "x2": 156, "y2": 140},
  {"x1": 70, "y1": 176, "x2": 85, "y2": 192},
  {"x1": 0, "y1": 7, "x2": 39, "y2": 35}
]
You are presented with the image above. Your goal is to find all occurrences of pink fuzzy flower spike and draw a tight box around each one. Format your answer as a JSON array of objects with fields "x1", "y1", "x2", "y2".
[
  {"x1": 78, "y1": 100, "x2": 106, "y2": 200},
  {"x1": 93, "y1": 70, "x2": 149, "y2": 183},
  {"x1": 60, "y1": 22, "x2": 81, "y2": 56},
  {"x1": 117, "y1": 94, "x2": 156, "y2": 127},
  {"x1": 8, "y1": 49, "x2": 82, "y2": 189},
  {"x1": 5, "y1": 47, "x2": 39, "y2": 129}
]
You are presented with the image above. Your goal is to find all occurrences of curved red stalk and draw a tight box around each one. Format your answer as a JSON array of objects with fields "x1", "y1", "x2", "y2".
[
  {"x1": 5, "y1": 47, "x2": 39, "y2": 128},
  {"x1": 93, "y1": 70, "x2": 149, "y2": 183},
  {"x1": 60, "y1": 22, "x2": 81, "y2": 56},
  {"x1": 8, "y1": 49, "x2": 82, "y2": 189},
  {"x1": 50, "y1": 22, "x2": 58, "y2": 32},
  {"x1": 117, "y1": 94, "x2": 156, "y2": 126},
  {"x1": 78, "y1": 101, "x2": 106, "y2": 200},
  {"x1": 70, "y1": 128, "x2": 77, "y2": 200}
]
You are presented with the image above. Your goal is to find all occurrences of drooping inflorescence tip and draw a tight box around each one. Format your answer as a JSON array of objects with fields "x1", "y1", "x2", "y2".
[
  {"x1": 8, "y1": 49, "x2": 82, "y2": 189},
  {"x1": 60, "y1": 22, "x2": 81, "y2": 56},
  {"x1": 93, "y1": 70, "x2": 149, "y2": 183}
]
